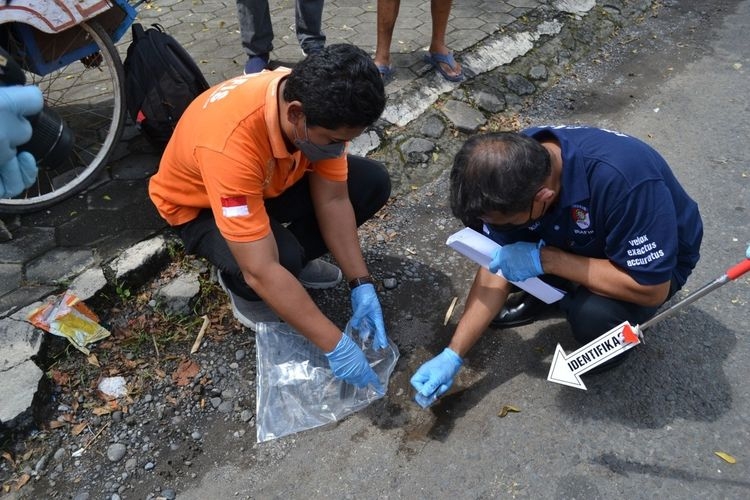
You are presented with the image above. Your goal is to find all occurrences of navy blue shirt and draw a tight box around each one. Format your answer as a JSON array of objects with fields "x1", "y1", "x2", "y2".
[{"x1": 485, "y1": 126, "x2": 703, "y2": 288}]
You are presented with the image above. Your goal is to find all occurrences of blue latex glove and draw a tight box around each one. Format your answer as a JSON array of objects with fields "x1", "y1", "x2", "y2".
[
  {"x1": 325, "y1": 333, "x2": 385, "y2": 394},
  {"x1": 489, "y1": 240, "x2": 545, "y2": 282},
  {"x1": 0, "y1": 85, "x2": 43, "y2": 198},
  {"x1": 350, "y1": 283, "x2": 388, "y2": 350},
  {"x1": 410, "y1": 347, "x2": 463, "y2": 403}
]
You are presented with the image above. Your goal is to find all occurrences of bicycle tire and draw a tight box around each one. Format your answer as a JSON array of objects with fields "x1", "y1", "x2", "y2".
[{"x1": 0, "y1": 20, "x2": 126, "y2": 214}]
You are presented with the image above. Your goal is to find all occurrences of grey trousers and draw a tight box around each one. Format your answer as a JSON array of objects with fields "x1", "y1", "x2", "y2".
[{"x1": 236, "y1": 0, "x2": 325, "y2": 56}]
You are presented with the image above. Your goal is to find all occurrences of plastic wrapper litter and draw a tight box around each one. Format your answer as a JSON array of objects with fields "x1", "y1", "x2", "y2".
[
  {"x1": 27, "y1": 290, "x2": 110, "y2": 355},
  {"x1": 255, "y1": 321, "x2": 399, "y2": 443}
]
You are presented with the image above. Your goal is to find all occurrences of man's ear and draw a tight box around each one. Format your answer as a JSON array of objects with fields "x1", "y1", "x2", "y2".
[
  {"x1": 536, "y1": 186, "x2": 556, "y2": 204},
  {"x1": 286, "y1": 101, "x2": 304, "y2": 125}
]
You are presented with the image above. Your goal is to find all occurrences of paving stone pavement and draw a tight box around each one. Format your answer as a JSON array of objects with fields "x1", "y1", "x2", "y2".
[{"x1": 0, "y1": 0, "x2": 652, "y2": 424}]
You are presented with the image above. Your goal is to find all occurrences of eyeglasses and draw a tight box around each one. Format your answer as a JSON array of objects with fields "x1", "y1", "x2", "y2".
[{"x1": 483, "y1": 199, "x2": 547, "y2": 232}]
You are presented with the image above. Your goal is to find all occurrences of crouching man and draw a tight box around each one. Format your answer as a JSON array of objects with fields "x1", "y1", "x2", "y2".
[
  {"x1": 411, "y1": 127, "x2": 703, "y2": 401},
  {"x1": 149, "y1": 44, "x2": 391, "y2": 392}
]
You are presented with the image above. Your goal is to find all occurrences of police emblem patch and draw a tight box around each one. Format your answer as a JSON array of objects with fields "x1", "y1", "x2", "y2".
[{"x1": 571, "y1": 206, "x2": 590, "y2": 229}]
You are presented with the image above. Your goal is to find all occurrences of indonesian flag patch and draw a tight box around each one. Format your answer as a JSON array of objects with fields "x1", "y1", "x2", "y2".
[{"x1": 220, "y1": 196, "x2": 249, "y2": 217}]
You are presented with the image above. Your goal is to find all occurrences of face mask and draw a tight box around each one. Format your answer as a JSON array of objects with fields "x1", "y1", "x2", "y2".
[{"x1": 293, "y1": 118, "x2": 345, "y2": 162}]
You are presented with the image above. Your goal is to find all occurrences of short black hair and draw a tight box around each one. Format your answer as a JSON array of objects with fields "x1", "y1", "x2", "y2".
[
  {"x1": 450, "y1": 132, "x2": 551, "y2": 227},
  {"x1": 283, "y1": 44, "x2": 386, "y2": 129}
]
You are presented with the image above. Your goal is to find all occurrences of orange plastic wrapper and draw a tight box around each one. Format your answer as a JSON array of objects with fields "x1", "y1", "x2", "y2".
[{"x1": 27, "y1": 291, "x2": 110, "y2": 355}]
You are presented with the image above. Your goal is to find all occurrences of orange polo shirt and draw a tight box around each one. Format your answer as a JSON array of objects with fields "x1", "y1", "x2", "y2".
[{"x1": 148, "y1": 69, "x2": 348, "y2": 242}]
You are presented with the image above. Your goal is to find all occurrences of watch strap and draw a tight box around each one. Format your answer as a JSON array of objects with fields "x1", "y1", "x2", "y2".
[{"x1": 348, "y1": 275, "x2": 375, "y2": 289}]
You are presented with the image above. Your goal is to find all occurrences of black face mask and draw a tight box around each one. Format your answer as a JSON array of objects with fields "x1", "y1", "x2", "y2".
[
  {"x1": 293, "y1": 118, "x2": 345, "y2": 162},
  {"x1": 488, "y1": 202, "x2": 547, "y2": 232}
]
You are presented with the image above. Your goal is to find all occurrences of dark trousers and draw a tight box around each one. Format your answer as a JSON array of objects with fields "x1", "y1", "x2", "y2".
[
  {"x1": 236, "y1": 0, "x2": 325, "y2": 56},
  {"x1": 177, "y1": 155, "x2": 391, "y2": 300},
  {"x1": 551, "y1": 276, "x2": 679, "y2": 370}
]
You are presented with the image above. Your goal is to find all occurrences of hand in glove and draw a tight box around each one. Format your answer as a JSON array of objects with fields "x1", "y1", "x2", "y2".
[
  {"x1": 410, "y1": 347, "x2": 463, "y2": 402},
  {"x1": 326, "y1": 333, "x2": 385, "y2": 395},
  {"x1": 0, "y1": 85, "x2": 43, "y2": 198},
  {"x1": 489, "y1": 240, "x2": 545, "y2": 282},
  {"x1": 350, "y1": 283, "x2": 388, "y2": 350}
]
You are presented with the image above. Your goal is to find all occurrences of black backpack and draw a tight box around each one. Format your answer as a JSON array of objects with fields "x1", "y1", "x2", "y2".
[{"x1": 123, "y1": 23, "x2": 210, "y2": 148}]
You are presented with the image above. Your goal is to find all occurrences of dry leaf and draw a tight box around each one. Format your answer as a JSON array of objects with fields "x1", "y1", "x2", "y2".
[
  {"x1": 714, "y1": 451, "x2": 736, "y2": 464},
  {"x1": 71, "y1": 422, "x2": 88, "y2": 436},
  {"x1": 2, "y1": 451, "x2": 14, "y2": 465},
  {"x1": 172, "y1": 358, "x2": 200, "y2": 386},
  {"x1": 87, "y1": 354, "x2": 100, "y2": 367},
  {"x1": 14, "y1": 473, "x2": 30, "y2": 491},
  {"x1": 49, "y1": 369, "x2": 70, "y2": 386},
  {"x1": 498, "y1": 405, "x2": 521, "y2": 418},
  {"x1": 443, "y1": 297, "x2": 458, "y2": 326},
  {"x1": 48, "y1": 420, "x2": 66, "y2": 429},
  {"x1": 91, "y1": 406, "x2": 112, "y2": 416},
  {"x1": 121, "y1": 358, "x2": 138, "y2": 370}
]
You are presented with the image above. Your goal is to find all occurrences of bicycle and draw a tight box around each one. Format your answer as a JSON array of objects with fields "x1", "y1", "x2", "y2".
[{"x1": 0, "y1": 0, "x2": 146, "y2": 214}]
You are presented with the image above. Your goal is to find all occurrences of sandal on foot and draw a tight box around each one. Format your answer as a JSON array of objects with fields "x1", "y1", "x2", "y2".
[
  {"x1": 424, "y1": 51, "x2": 464, "y2": 82},
  {"x1": 376, "y1": 63, "x2": 395, "y2": 84}
]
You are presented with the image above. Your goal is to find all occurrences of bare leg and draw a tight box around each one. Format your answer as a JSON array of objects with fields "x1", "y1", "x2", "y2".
[
  {"x1": 429, "y1": 0, "x2": 461, "y2": 78},
  {"x1": 374, "y1": 0, "x2": 400, "y2": 68}
]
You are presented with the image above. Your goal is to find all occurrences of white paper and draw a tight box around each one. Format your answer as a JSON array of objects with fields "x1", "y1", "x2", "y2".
[{"x1": 446, "y1": 227, "x2": 565, "y2": 304}]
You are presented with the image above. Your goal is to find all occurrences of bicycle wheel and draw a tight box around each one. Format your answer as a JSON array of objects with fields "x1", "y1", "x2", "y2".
[{"x1": 0, "y1": 20, "x2": 126, "y2": 214}]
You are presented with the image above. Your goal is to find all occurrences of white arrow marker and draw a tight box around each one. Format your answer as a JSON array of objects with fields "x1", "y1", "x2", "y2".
[{"x1": 547, "y1": 321, "x2": 641, "y2": 390}]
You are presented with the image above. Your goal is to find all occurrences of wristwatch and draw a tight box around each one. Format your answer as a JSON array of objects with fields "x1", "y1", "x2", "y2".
[{"x1": 348, "y1": 275, "x2": 375, "y2": 289}]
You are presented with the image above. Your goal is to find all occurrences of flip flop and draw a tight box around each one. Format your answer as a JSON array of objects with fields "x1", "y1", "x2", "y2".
[
  {"x1": 376, "y1": 63, "x2": 395, "y2": 84},
  {"x1": 424, "y1": 51, "x2": 464, "y2": 82}
]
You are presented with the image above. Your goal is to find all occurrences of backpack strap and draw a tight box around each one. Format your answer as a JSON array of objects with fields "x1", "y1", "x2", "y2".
[{"x1": 131, "y1": 22, "x2": 146, "y2": 41}]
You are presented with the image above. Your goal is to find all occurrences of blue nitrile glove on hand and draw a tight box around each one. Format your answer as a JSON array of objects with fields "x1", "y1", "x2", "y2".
[
  {"x1": 489, "y1": 240, "x2": 545, "y2": 282},
  {"x1": 0, "y1": 85, "x2": 43, "y2": 198},
  {"x1": 325, "y1": 333, "x2": 385, "y2": 395},
  {"x1": 350, "y1": 283, "x2": 388, "y2": 350},
  {"x1": 410, "y1": 347, "x2": 463, "y2": 404}
]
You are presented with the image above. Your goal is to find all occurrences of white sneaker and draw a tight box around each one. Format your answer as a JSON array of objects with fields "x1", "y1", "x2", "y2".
[
  {"x1": 216, "y1": 270, "x2": 279, "y2": 331},
  {"x1": 297, "y1": 258, "x2": 342, "y2": 289}
]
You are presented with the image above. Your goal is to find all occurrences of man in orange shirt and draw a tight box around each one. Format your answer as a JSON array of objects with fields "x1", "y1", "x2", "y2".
[{"x1": 149, "y1": 44, "x2": 390, "y2": 391}]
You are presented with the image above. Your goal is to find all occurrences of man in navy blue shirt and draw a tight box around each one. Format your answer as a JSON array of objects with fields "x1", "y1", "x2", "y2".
[{"x1": 411, "y1": 126, "x2": 703, "y2": 402}]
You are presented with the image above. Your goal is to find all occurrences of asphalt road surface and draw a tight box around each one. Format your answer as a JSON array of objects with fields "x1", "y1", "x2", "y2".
[{"x1": 179, "y1": 0, "x2": 750, "y2": 497}]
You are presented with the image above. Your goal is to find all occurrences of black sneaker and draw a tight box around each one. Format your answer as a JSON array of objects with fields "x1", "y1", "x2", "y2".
[
  {"x1": 302, "y1": 45, "x2": 324, "y2": 57},
  {"x1": 297, "y1": 258, "x2": 342, "y2": 289},
  {"x1": 216, "y1": 270, "x2": 279, "y2": 331}
]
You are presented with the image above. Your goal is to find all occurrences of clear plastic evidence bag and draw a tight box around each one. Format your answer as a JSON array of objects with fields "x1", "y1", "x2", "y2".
[{"x1": 255, "y1": 321, "x2": 399, "y2": 442}]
